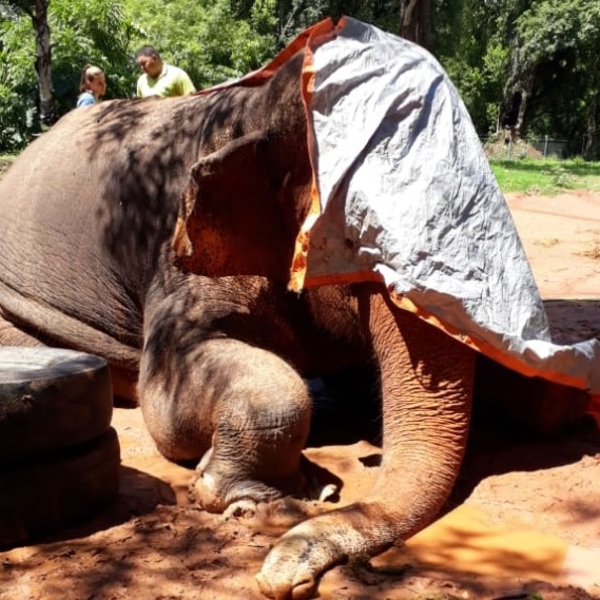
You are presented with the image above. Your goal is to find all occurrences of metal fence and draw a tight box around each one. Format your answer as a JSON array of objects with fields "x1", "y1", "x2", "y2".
[{"x1": 482, "y1": 135, "x2": 587, "y2": 160}]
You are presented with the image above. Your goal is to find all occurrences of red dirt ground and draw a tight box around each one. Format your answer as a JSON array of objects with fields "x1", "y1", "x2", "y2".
[{"x1": 1, "y1": 190, "x2": 600, "y2": 600}]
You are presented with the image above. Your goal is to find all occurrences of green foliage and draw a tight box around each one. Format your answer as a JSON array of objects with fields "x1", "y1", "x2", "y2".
[
  {"x1": 192, "y1": 0, "x2": 278, "y2": 84},
  {"x1": 124, "y1": 0, "x2": 278, "y2": 89},
  {"x1": 50, "y1": 0, "x2": 140, "y2": 106},
  {"x1": 1, "y1": 0, "x2": 599, "y2": 157},
  {"x1": 435, "y1": 0, "x2": 509, "y2": 135},
  {"x1": 0, "y1": 13, "x2": 38, "y2": 150},
  {"x1": 433, "y1": 0, "x2": 600, "y2": 155},
  {"x1": 516, "y1": 0, "x2": 600, "y2": 72},
  {"x1": 0, "y1": 0, "x2": 139, "y2": 149},
  {"x1": 122, "y1": 0, "x2": 400, "y2": 89},
  {"x1": 511, "y1": 0, "x2": 600, "y2": 153},
  {"x1": 272, "y1": 0, "x2": 328, "y2": 46}
]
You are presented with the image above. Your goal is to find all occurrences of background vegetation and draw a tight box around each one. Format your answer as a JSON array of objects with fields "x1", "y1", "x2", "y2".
[
  {"x1": 490, "y1": 158, "x2": 600, "y2": 194},
  {"x1": 0, "y1": 0, "x2": 598, "y2": 159}
]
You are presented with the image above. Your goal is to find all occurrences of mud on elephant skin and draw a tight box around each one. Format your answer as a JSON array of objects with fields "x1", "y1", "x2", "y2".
[{"x1": 0, "y1": 46, "x2": 582, "y2": 600}]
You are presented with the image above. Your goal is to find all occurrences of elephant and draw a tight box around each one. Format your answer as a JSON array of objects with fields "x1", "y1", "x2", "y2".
[{"x1": 0, "y1": 34, "x2": 588, "y2": 600}]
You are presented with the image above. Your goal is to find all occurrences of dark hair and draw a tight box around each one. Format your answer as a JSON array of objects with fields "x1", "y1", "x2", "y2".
[
  {"x1": 135, "y1": 45, "x2": 161, "y2": 59},
  {"x1": 79, "y1": 64, "x2": 104, "y2": 93}
]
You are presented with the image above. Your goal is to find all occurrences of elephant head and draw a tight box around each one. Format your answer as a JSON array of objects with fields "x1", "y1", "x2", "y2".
[{"x1": 171, "y1": 44, "x2": 477, "y2": 600}]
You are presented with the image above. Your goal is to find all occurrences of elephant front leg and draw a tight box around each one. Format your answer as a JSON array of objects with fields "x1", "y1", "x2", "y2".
[
  {"x1": 139, "y1": 337, "x2": 311, "y2": 513},
  {"x1": 191, "y1": 392, "x2": 309, "y2": 513},
  {"x1": 257, "y1": 285, "x2": 476, "y2": 599}
]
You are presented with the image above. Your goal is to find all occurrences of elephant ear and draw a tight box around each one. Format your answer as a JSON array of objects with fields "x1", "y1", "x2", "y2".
[{"x1": 172, "y1": 131, "x2": 303, "y2": 280}]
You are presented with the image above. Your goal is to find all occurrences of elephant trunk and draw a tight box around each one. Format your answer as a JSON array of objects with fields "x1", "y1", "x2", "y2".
[
  {"x1": 257, "y1": 283, "x2": 475, "y2": 599},
  {"x1": 367, "y1": 285, "x2": 475, "y2": 530}
]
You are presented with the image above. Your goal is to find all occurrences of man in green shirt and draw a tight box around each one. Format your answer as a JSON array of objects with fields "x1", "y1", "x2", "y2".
[{"x1": 135, "y1": 45, "x2": 196, "y2": 98}]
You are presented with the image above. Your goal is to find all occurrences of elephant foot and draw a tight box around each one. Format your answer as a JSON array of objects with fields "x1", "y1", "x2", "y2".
[
  {"x1": 256, "y1": 524, "x2": 333, "y2": 600},
  {"x1": 189, "y1": 468, "x2": 293, "y2": 513},
  {"x1": 188, "y1": 445, "x2": 307, "y2": 514}
]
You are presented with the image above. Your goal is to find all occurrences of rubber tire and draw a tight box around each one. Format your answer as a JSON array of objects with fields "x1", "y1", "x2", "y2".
[
  {"x1": 0, "y1": 347, "x2": 113, "y2": 462},
  {"x1": 0, "y1": 427, "x2": 120, "y2": 548}
]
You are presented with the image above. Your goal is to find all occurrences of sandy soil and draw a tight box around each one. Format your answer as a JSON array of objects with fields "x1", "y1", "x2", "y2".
[{"x1": 1, "y1": 189, "x2": 600, "y2": 600}]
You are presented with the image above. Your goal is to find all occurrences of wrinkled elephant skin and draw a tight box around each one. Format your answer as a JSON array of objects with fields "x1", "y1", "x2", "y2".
[{"x1": 0, "y1": 51, "x2": 476, "y2": 599}]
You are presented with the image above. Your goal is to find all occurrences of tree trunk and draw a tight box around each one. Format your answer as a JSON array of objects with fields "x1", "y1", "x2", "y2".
[
  {"x1": 583, "y1": 89, "x2": 598, "y2": 160},
  {"x1": 30, "y1": 0, "x2": 54, "y2": 126},
  {"x1": 501, "y1": 72, "x2": 534, "y2": 143},
  {"x1": 513, "y1": 76, "x2": 532, "y2": 141},
  {"x1": 399, "y1": 0, "x2": 433, "y2": 53}
]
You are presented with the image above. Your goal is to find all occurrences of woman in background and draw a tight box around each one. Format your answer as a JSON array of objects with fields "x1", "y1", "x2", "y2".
[{"x1": 76, "y1": 65, "x2": 106, "y2": 108}]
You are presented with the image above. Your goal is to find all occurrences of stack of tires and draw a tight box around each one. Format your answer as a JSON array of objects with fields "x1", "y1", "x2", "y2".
[{"x1": 0, "y1": 347, "x2": 120, "y2": 547}]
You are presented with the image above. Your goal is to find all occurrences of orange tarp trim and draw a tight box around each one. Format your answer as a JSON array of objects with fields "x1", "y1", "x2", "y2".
[
  {"x1": 389, "y1": 292, "x2": 592, "y2": 393},
  {"x1": 288, "y1": 19, "x2": 335, "y2": 292},
  {"x1": 290, "y1": 18, "x2": 339, "y2": 292},
  {"x1": 296, "y1": 266, "x2": 593, "y2": 395}
]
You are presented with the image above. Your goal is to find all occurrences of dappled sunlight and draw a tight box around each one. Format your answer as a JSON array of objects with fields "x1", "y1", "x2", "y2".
[
  {"x1": 395, "y1": 505, "x2": 569, "y2": 580},
  {"x1": 2, "y1": 504, "x2": 269, "y2": 600}
]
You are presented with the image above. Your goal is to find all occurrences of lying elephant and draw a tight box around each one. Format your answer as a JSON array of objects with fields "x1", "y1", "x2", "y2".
[{"x1": 0, "y1": 33, "x2": 585, "y2": 600}]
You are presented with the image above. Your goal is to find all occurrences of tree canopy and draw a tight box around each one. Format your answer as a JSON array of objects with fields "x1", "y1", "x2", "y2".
[{"x1": 0, "y1": 0, "x2": 598, "y2": 158}]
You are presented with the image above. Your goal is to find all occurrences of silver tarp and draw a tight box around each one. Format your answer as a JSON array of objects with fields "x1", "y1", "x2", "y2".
[{"x1": 299, "y1": 17, "x2": 600, "y2": 393}]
